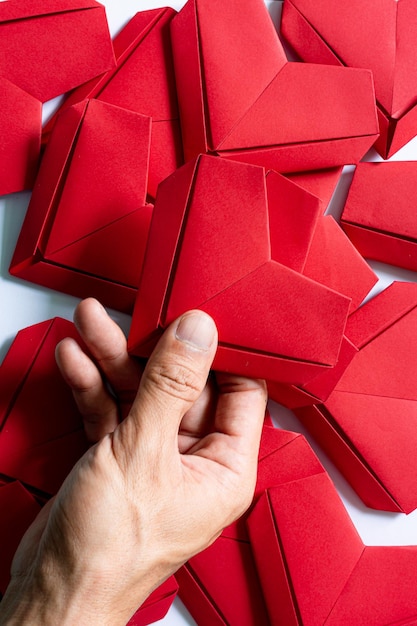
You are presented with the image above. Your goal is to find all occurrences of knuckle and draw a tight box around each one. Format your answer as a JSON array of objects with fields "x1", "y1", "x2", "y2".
[{"x1": 146, "y1": 355, "x2": 203, "y2": 401}]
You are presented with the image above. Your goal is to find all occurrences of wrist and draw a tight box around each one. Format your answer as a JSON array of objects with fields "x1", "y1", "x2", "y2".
[{"x1": 0, "y1": 570, "x2": 138, "y2": 626}]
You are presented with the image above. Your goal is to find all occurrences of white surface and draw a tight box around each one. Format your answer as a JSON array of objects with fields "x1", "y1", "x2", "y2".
[{"x1": 1, "y1": 1, "x2": 417, "y2": 624}]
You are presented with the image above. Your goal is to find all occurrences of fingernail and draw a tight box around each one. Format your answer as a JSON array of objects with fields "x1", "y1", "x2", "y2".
[
  {"x1": 175, "y1": 311, "x2": 216, "y2": 351},
  {"x1": 93, "y1": 299, "x2": 107, "y2": 315}
]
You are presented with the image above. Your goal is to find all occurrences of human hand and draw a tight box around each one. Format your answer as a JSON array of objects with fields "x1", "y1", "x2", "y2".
[{"x1": 0, "y1": 299, "x2": 267, "y2": 625}]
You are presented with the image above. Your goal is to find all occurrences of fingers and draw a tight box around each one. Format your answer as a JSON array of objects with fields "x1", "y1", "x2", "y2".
[
  {"x1": 215, "y1": 372, "x2": 267, "y2": 452},
  {"x1": 214, "y1": 373, "x2": 267, "y2": 442},
  {"x1": 192, "y1": 373, "x2": 267, "y2": 474},
  {"x1": 178, "y1": 380, "x2": 217, "y2": 453},
  {"x1": 74, "y1": 298, "x2": 142, "y2": 415},
  {"x1": 123, "y1": 310, "x2": 218, "y2": 452},
  {"x1": 56, "y1": 337, "x2": 119, "y2": 442},
  {"x1": 56, "y1": 298, "x2": 142, "y2": 441}
]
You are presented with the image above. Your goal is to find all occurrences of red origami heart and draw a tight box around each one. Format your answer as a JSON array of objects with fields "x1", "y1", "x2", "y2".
[
  {"x1": 10, "y1": 99, "x2": 153, "y2": 313},
  {"x1": 281, "y1": 0, "x2": 417, "y2": 157},
  {"x1": 171, "y1": 0, "x2": 378, "y2": 172},
  {"x1": 249, "y1": 471, "x2": 417, "y2": 624},
  {"x1": 42, "y1": 7, "x2": 183, "y2": 199},
  {"x1": 296, "y1": 281, "x2": 417, "y2": 514},
  {"x1": 128, "y1": 154, "x2": 352, "y2": 385}
]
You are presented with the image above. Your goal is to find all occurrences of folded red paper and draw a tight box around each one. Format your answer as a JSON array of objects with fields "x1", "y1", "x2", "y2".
[
  {"x1": 281, "y1": 0, "x2": 417, "y2": 158},
  {"x1": 248, "y1": 472, "x2": 417, "y2": 624},
  {"x1": 176, "y1": 534, "x2": 269, "y2": 626},
  {"x1": 267, "y1": 215, "x2": 377, "y2": 408},
  {"x1": 267, "y1": 336, "x2": 358, "y2": 409},
  {"x1": 0, "y1": 76, "x2": 41, "y2": 196},
  {"x1": 0, "y1": 0, "x2": 115, "y2": 102},
  {"x1": 10, "y1": 99, "x2": 153, "y2": 313},
  {"x1": 171, "y1": 0, "x2": 379, "y2": 172},
  {"x1": 224, "y1": 425, "x2": 325, "y2": 542},
  {"x1": 341, "y1": 161, "x2": 417, "y2": 272},
  {"x1": 302, "y1": 216, "x2": 378, "y2": 314},
  {"x1": 285, "y1": 167, "x2": 342, "y2": 211},
  {"x1": 296, "y1": 281, "x2": 417, "y2": 514},
  {"x1": 0, "y1": 482, "x2": 42, "y2": 595},
  {"x1": 128, "y1": 155, "x2": 351, "y2": 384},
  {"x1": 42, "y1": 7, "x2": 183, "y2": 199},
  {"x1": 0, "y1": 318, "x2": 88, "y2": 495}
]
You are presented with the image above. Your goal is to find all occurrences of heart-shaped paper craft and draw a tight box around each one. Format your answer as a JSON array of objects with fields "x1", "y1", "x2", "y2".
[
  {"x1": 0, "y1": 0, "x2": 115, "y2": 102},
  {"x1": 0, "y1": 77, "x2": 41, "y2": 196},
  {"x1": 128, "y1": 154, "x2": 352, "y2": 385},
  {"x1": 341, "y1": 161, "x2": 417, "y2": 272},
  {"x1": 281, "y1": 0, "x2": 417, "y2": 157},
  {"x1": 248, "y1": 472, "x2": 417, "y2": 624},
  {"x1": 42, "y1": 7, "x2": 183, "y2": 199},
  {"x1": 10, "y1": 99, "x2": 153, "y2": 313},
  {"x1": 296, "y1": 281, "x2": 417, "y2": 514},
  {"x1": 171, "y1": 0, "x2": 379, "y2": 172}
]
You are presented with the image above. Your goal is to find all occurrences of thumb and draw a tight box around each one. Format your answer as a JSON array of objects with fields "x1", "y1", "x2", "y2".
[{"x1": 124, "y1": 310, "x2": 218, "y2": 449}]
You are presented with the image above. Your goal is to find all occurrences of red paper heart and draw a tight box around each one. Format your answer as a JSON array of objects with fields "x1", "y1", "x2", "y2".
[
  {"x1": 129, "y1": 154, "x2": 352, "y2": 385},
  {"x1": 281, "y1": 0, "x2": 417, "y2": 157},
  {"x1": 296, "y1": 281, "x2": 417, "y2": 514},
  {"x1": 171, "y1": 0, "x2": 378, "y2": 171},
  {"x1": 42, "y1": 7, "x2": 183, "y2": 199},
  {"x1": 249, "y1": 472, "x2": 417, "y2": 624},
  {"x1": 10, "y1": 99, "x2": 153, "y2": 313}
]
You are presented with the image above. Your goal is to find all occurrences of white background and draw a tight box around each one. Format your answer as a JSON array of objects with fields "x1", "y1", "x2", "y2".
[{"x1": 1, "y1": 1, "x2": 417, "y2": 623}]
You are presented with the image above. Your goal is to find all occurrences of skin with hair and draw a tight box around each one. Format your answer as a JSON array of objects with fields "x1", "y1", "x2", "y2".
[{"x1": 0, "y1": 299, "x2": 267, "y2": 625}]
